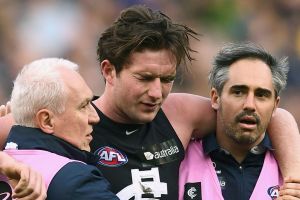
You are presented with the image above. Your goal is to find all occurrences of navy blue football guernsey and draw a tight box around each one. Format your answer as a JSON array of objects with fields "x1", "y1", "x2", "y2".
[{"x1": 90, "y1": 105, "x2": 184, "y2": 200}]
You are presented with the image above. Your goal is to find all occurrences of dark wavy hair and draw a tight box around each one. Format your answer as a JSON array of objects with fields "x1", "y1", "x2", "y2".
[{"x1": 97, "y1": 4, "x2": 199, "y2": 74}]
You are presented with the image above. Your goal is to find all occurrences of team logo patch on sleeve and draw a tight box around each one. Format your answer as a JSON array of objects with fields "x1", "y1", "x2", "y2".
[
  {"x1": 267, "y1": 185, "x2": 279, "y2": 199},
  {"x1": 0, "y1": 181, "x2": 12, "y2": 200},
  {"x1": 184, "y1": 182, "x2": 202, "y2": 200},
  {"x1": 95, "y1": 146, "x2": 128, "y2": 167}
]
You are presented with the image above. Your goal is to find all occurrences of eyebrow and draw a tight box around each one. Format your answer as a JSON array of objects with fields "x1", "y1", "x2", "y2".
[
  {"x1": 231, "y1": 85, "x2": 273, "y2": 94},
  {"x1": 79, "y1": 96, "x2": 93, "y2": 107},
  {"x1": 230, "y1": 85, "x2": 247, "y2": 91},
  {"x1": 137, "y1": 71, "x2": 176, "y2": 76},
  {"x1": 255, "y1": 88, "x2": 273, "y2": 96}
]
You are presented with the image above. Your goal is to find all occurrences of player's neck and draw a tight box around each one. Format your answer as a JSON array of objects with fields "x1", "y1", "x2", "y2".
[
  {"x1": 93, "y1": 94, "x2": 115, "y2": 120},
  {"x1": 93, "y1": 94, "x2": 134, "y2": 124}
]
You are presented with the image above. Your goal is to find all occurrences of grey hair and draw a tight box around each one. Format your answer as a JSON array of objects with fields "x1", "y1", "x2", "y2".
[
  {"x1": 209, "y1": 42, "x2": 289, "y2": 97},
  {"x1": 11, "y1": 58, "x2": 79, "y2": 127}
]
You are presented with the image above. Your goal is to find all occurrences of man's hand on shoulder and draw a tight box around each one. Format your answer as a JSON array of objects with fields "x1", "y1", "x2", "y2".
[
  {"x1": 0, "y1": 101, "x2": 11, "y2": 117},
  {"x1": 0, "y1": 152, "x2": 47, "y2": 200},
  {"x1": 0, "y1": 101, "x2": 15, "y2": 149},
  {"x1": 279, "y1": 177, "x2": 300, "y2": 199}
]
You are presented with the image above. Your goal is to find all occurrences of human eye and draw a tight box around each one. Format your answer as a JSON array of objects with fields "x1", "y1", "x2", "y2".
[
  {"x1": 256, "y1": 90, "x2": 271, "y2": 99},
  {"x1": 230, "y1": 86, "x2": 247, "y2": 97},
  {"x1": 81, "y1": 100, "x2": 91, "y2": 109},
  {"x1": 136, "y1": 74, "x2": 154, "y2": 82},
  {"x1": 81, "y1": 103, "x2": 88, "y2": 109},
  {"x1": 232, "y1": 88, "x2": 243, "y2": 96},
  {"x1": 161, "y1": 76, "x2": 175, "y2": 83}
]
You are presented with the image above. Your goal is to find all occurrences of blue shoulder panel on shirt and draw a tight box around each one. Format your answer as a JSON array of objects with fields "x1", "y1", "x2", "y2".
[{"x1": 47, "y1": 162, "x2": 119, "y2": 200}]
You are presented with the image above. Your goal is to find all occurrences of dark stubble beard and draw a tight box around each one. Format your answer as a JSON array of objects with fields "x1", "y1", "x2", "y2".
[{"x1": 220, "y1": 106, "x2": 267, "y2": 145}]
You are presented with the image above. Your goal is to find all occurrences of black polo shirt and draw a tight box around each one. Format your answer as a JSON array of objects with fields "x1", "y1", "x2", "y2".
[{"x1": 203, "y1": 133, "x2": 273, "y2": 200}]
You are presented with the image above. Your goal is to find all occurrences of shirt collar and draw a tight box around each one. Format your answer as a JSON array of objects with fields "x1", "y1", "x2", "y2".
[
  {"x1": 203, "y1": 132, "x2": 273, "y2": 155},
  {"x1": 6, "y1": 125, "x2": 99, "y2": 165}
]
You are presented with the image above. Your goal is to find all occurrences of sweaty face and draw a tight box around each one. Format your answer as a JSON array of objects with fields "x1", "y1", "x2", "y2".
[
  {"x1": 52, "y1": 69, "x2": 100, "y2": 151},
  {"x1": 212, "y1": 59, "x2": 279, "y2": 147},
  {"x1": 112, "y1": 49, "x2": 176, "y2": 123}
]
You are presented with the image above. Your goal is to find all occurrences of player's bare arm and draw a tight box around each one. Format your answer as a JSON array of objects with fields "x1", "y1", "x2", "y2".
[
  {"x1": 162, "y1": 93, "x2": 216, "y2": 149},
  {"x1": 268, "y1": 108, "x2": 300, "y2": 179}
]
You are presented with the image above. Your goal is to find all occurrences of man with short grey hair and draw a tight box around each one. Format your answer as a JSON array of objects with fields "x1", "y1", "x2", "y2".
[{"x1": 1, "y1": 58, "x2": 118, "y2": 200}]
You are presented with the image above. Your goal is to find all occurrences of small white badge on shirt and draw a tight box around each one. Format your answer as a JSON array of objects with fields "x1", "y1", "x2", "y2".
[{"x1": 5, "y1": 142, "x2": 18, "y2": 150}]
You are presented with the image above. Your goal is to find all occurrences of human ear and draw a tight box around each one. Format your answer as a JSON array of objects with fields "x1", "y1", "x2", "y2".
[
  {"x1": 272, "y1": 96, "x2": 280, "y2": 117},
  {"x1": 100, "y1": 60, "x2": 116, "y2": 85},
  {"x1": 35, "y1": 109, "x2": 55, "y2": 134},
  {"x1": 210, "y1": 88, "x2": 220, "y2": 110}
]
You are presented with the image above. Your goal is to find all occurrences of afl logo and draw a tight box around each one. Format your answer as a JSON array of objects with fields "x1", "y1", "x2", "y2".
[
  {"x1": 267, "y1": 185, "x2": 279, "y2": 199},
  {"x1": 95, "y1": 146, "x2": 128, "y2": 167}
]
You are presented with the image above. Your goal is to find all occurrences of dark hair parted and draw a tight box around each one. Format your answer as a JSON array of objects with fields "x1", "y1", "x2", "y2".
[
  {"x1": 97, "y1": 5, "x2": 199, "y2": 73},
  {"x1": 209, "y1": 42, "x2": 289, "y2": 97}
]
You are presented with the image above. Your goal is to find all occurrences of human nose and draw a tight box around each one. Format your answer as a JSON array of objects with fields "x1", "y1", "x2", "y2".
[
  {"x1": 148, "y1": 78, "x2": 162, "y2": 99},
  {"x1": 243, "y1": 93, "x2": 256, "y2": 111},
  {"x1": 88, "y1": 105, "x2": 100, "y2": 124}
]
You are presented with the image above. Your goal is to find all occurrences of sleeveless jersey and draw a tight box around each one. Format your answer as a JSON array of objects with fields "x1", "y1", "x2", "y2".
[
  {"x1": 90, "y1": 107, "x2": 185, "y2": 200},
  {"x1": 179, "y1": 140, "x2": 282, "y2": 200}
]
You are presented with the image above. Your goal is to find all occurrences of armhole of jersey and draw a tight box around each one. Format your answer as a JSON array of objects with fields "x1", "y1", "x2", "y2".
[{"x1": 157, "y1": 109, "x2": 185, "y2": 158}]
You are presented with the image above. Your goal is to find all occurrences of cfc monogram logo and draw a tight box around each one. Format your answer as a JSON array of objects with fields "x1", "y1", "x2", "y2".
[
  {"x1": 184, "y1": 182, "x2": 201, "y2": 200},
  {"x1": 116, "y1": 167, "x2": 167, "y2": 199},
  {"x1": 187, "y1": 187, "x2": 197, "y2": 199}
]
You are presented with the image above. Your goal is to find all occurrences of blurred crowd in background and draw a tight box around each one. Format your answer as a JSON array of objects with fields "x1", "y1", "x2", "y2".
[{"x1": 0, "y1": 0, "x2": 299, "y2": 127}]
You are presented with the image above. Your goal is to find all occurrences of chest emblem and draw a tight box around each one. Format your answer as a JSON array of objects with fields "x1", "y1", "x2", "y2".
[
  {"x1": 184, "y1": 182, "x2": 202, "y2": 200},
  {"x1": 267, "y1": 185, "x2": 279, "y2": 199},
  {"x1": 95, "y1": 146, "x2": 128, "y2": 167}
]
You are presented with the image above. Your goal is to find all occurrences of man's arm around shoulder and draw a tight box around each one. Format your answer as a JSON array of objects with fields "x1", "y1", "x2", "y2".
[{"x1": 163, "y1": 93, "x2": 216, "y2": 149}]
